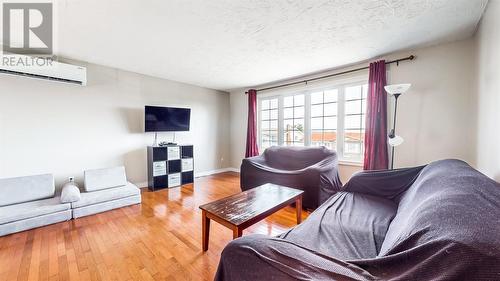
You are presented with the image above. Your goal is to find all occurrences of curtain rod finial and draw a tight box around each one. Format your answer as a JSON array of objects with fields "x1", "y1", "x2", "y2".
[{"x1": 409, "y1": 55, "x2": 415, "y2": 60}]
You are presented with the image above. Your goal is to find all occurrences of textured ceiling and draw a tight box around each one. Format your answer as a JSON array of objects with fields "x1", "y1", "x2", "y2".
[{"x1": 49, "y1": 0, "x2": 488, "y2": 90}]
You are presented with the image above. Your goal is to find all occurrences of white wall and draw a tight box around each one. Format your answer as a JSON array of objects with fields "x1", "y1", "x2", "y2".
[
  {"x1": 229, "y1": 38, "x2": 477, "y2": 182},
  {"x1": 0, "y1": 62, "x2": 230, "y2": 188},
  {"x1": 475, "y1": 0, "x2": 500, "y2": 182},
  {"x1": 387, "y1": 39, "x2": 477, "y2": 168}
]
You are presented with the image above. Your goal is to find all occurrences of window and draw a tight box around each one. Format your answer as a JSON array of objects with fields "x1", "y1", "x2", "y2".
[
  {"x1": 310, "y1": 89, "x2": 338, "y2": 150},
  {"x1": 259, "y1": 98, "x2": 278, "y2": 151},
  {"x1": 343, "y1": 85, "x2": 367, "y2": 161},
  {"x1": 283, "y1": 94, "x2": 305, "y2": 146},
  {"x1": 258, "y1": 82, "x2": 368, "y2": 163}
]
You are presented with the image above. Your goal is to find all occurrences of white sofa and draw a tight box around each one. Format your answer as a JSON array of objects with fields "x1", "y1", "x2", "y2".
[
  {"x1": 0, "y1": 167, "x2": 142, "y2": 236},
  {"x1": 72, "y1": 166, "x2": 141, "y2": 218},
  {"x1": 0, "y1": 174, "x2": 72, "y2": 236}
]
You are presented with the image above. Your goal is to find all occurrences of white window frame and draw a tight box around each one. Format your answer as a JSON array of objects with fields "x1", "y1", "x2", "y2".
[{"x1": 257, "y1": 78, "x2": 367, "y2": 166}]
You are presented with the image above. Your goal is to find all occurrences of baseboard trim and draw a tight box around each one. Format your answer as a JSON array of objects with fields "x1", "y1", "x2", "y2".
[
  {"x1": 195, "y1": 167, "x2": 239, "y2": 178},
  {"x1": 222, "y1": 167, "x2": 240, "y2": 173},
  {"x1": 135, "y1": 181, "x2": 149, "y2": 188}
]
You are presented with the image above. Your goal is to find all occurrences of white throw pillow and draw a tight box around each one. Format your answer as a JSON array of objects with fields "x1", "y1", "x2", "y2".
[{"x1": 60, "y1": 182, "x2": 81, "y2": 203}]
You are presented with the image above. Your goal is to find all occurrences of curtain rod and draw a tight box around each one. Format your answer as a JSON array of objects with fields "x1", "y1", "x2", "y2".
[{"x1": 246, "y1": 55, "x2": 415, "y2": 94}]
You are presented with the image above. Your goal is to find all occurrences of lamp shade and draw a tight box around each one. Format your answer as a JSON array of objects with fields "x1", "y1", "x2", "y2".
[
  {"x1": 388, "y1": 135, "x2": 404, "y2": 146},
  {"x1": 385, "y1": 84, "x2": 411, "y2": 95}
]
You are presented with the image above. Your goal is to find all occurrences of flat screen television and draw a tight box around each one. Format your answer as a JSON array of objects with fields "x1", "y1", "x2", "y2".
[{"x1": 145, "y1": 106, "x2": 191, "y2": 132}]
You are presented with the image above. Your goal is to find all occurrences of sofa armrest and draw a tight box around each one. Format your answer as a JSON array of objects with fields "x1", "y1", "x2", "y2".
[
  {"x1": 342, "y1": 165, "x2": 426, "y2": 201},
  {"x1": 60, "y1": 182, "x2": 81, "y2": 203}
]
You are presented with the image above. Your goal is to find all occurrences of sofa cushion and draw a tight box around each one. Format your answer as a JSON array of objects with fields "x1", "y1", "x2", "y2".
[
  {"x1": 72, "y1": 182, "x2": 140, "y2": 209},
  {"x1": 84, "y1": 166, "x2": 127, "y2": 192},
  {"x1": 280, "y1": 191, "x2": 397, "y2": 259},
  {"x1": 0, "y1": 174, "x2": 55, "y2": 207},
  {"x1": 0, "y1": 197, "x2": 70, "y2": 225}
]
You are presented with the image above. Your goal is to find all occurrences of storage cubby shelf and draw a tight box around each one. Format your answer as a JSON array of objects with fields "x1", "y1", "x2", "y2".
[{"x1": 147, "y1": 145, "x2": 194, "y2": 191}]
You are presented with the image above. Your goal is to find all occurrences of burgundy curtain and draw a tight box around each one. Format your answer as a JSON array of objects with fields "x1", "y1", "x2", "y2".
[
  {"x1": 245, "y1": 89, "x2": 259, "y2": 158},
  {"x1": 363, "y1": 60, "x2": 389, "y2": 170}
]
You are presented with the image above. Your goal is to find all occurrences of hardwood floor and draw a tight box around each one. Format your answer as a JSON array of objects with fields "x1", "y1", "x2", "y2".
[{"x1": 0, "y1": 172, "x2": 309, "y2": 281}]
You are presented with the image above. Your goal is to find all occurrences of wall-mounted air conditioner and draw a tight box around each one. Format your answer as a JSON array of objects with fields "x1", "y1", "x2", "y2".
[{"x1": 0, "y1": 54, "x2": 87, "y2": 86}]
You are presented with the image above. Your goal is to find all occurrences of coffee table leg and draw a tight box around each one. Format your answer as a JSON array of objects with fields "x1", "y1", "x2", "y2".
[
  {"x1": 202, "y1": 210, "x2": 210, "y2": 251},
  {"x1": 295, "y1": 195, "x2": 302, "y2": 224},
  {"x1": 232, "y1": 227, "x2": 242, "y2": 239}
]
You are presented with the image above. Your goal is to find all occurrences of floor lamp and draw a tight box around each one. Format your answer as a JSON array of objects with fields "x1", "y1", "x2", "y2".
[{"x1": 384, "y1": 84, "x2": 411, "y2": 169}]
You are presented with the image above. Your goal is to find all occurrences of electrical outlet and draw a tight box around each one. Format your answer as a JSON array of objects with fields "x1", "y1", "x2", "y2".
[{"x1": 68, "y1": 176, "x2": 74, "y2": 183}]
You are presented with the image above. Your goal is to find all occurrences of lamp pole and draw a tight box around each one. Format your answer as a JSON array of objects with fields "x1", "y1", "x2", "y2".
[{"x1": 389, "y1": 93, "x2": 400, "y2": 170}]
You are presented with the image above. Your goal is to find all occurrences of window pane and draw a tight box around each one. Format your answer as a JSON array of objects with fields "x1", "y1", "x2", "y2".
[
  {"x1": 324, "y1": 90, "x2": 338, "y2": 102},
  {"x1": 268, "y1": 130, "x2": 278, "y2": 143},
  {"x1": 345, "y1": 141, "x2": 362, "y2": 154},
  {"x1": 311, "y1": 92, "x2": 323, "y2": 104},
  {"x1": 345, "y1": 85, "x2": 362, "y2": 100},
  {"x1": 311, "y1": 130, "x2": 323, "y2": 145},
  {"x1": 324, "y1": 116, "x2": 337, "y2": 129},
  {"x1": 361, "y1": 114, "x2": 366, "y2": 129},
  {"x1": 284, "y1": 108, "x2": 293, "y2": 119},
  {"x1": 261, "y1": 129, "x2": 278, "y2": 151},
  {"x1": 293, "y1": 130, "x2": 305, "y2": 143},
  {"x1": 260, "y1": 141, "x2": 269, "y2": 150},
  {"x1": 270, "y1": 98, "x2": 278, "y2": 109},
  {"x1": 311, "y1": 117, "x2": 323, "y2": 130},
  {"x1": 284, "y1": 96, "x2": 294, "y2": 107},
  {"x1": 294, "y1": 94, "x2": 305, "y2": 106},
  {"x1": 345, "y1": 100, "x2": 362, "y2": 115},
  {"x1": 311, "y1": 104, "x2": 323, "y2": 117},
  {"x1": 362, "y1": 85, "x2": 368, "y2": 99},
  {"x1": 324, "y1": 103, "x2": 337, "y2": 116},
  {"x1": 345, "y1": 114, "x2": 362, "y2": 129},
  {"x1": 284, "y1": 119, "x2": 294, "y2": 131},
  {"x1": 269, "y1": 109, "x2": 278, "y2": 120},
  {"x1": 261, "y1": 131, "x2": 271, "y2": 142},
  {"x1": 323, "y1": 130, "x2": 337, "y2": 150},
  {"x1": 261, "y1": 100, "x2": 270, "y2": 110},
  {"x1": 361, "y1": 99, "x2": 366, "y2": 114},
  {"x1": 324, "y1": 130, "x2": 337, "y2": 143},
  {"x1": 261, "y1": 110, "x2": 269, "y2": 120},
  {"x1": 261, "y1": 120, "x2": 269, "y2": 129},
  {"x1": 270, "y1": 120, "x2": 278, "y2": 130},
  {"x1": 345, "y1": 130, "x2": 363, "y2": 143},
  {"x1": 344, "y1": 129, "x2": 364, "y2": 161},
  {"x1": 294, "y1": 106, "x2": 304, "y2": 118},
  {"x1": 294, "y1": 118, "x2": 304, "y2": 132},
  {"x1": 284, "y1": 130, "x2": 294, "y2": 145}
]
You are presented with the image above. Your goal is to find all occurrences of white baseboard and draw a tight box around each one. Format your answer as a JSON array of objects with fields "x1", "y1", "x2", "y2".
[
  {"x1": 222, "y1": 167, "x2": 240, "y2": 173},
  {"x1": 134, "y1": 167, "x2": 240, "y2": 188},
  {"x1": 135, "y1": 181, "x2": 149, "y2": 188},
  {"x1": 195, "y1": 167, "x2": 239, "y2": 178}
]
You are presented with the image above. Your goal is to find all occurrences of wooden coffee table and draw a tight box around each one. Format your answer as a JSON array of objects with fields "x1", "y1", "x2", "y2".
[{"x1": 199, "y1": 183, "x2": 303, "y2": 251}]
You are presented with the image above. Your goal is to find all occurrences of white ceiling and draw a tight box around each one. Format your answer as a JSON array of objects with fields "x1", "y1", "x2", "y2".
[{"x1": 51, "y1": 0, "x2": 488, "y2": 90}]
